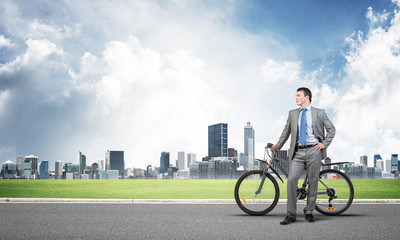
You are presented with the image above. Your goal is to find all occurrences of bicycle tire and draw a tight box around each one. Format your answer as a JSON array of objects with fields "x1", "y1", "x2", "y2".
[
  {"x1": 315, "y1": 169, "x2": 354, "y2": 216},
  {"x1": 234, "y1": 170, "x2": 280, "y2": 216}
]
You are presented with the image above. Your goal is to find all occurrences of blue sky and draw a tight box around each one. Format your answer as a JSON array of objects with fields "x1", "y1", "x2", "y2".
[{"x1": 1, "y1": 0, "x2": 399, "y2": 170}]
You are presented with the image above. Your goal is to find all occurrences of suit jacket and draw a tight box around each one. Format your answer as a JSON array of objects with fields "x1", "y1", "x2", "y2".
[{"x1": 275, "y1": 106, "x2": 335, "y2": 161}]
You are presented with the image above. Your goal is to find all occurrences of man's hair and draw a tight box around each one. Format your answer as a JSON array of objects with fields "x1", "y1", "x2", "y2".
[{"x1": 297, "y1": 87, "x2": 312, "y2": 102}]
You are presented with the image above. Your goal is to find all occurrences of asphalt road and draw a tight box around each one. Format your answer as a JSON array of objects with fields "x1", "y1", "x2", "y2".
[{"x1": 1, "y1": 203, "x2": 399, "y2": 239}]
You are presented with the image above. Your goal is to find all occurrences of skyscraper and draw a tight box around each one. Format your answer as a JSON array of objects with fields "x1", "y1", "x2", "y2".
[
  {"x1": 25, "y1": 155, "x2": 38, "y2": 178},
  {"x1": 187, "y1": 153, "x2": 196, "y2": 168},
  {"x1": 160, "y1": 152, "x2": 170, "y2": 173},
  {"x1": 360, "y1": 155, "x2": 368, "y2": 167},
  {"x1": 106, "y1": 151, "x2": 125, "y2": 176},
  {"x1": 373, "y1": 154, "x2": 382, "y2": 167},
  {"x1": 208, "y1": 123, "x2": 228, "y2": 159},
  {"x1": 391, "y1": 154, "x2": 398, "y2": 172},
  {"x1": 177, "y1": 151, "x2": 187, "y2": 170},
  {"x1": 39, "y1": 160, "x2": 49, "y2": 179},
  {"x1": 55, "y1": 161, "x2": 63, "y2": 179},
  {"x1": 23, "y1": 158, "x2": 31, "y2": 179},
  {"x1": 16, "y1": 156, "x2": 23, "y2": 177},
  {"x1": 244, "y1": 122, "x2": 255, "y2": 170},
  {"x1": 79, "y1": 151, "x2": 86, "y2": 174}
]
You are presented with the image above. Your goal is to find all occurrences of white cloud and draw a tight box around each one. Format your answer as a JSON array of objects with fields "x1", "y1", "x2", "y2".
[
  {"x1": 69, "y1": 36, "x2": 229, "y2": 167},
  {"x1": 261, "y1": 59, "x2": 302, "y2": 83},
  {"x1": 329, "y1": 4, "x2": 400, "y2": 165},
  {"x1": 0, "y1": 35, "x2": 14, "y2": 48}
]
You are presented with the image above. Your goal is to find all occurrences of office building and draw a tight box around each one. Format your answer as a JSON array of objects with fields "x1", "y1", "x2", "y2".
[
  {"x1": 228, "y1": 148, "x2": 238, "y2": 158},
  {"x1": 97, "y1": 159, "x2": 104, "y2": 171},
  {"x1": 376, "y1": 159, "x2": 384, "y2": 170},
  {"x1": 373, "y1": 154, "x2": 382, "y2": 167},
  {"x1": 391, "y1": 154, "x2": 398, "y2": 172},
  {"x1": 99, "y1": 170, "x2": 107, "y2": 179},
  {"x1": 360, "y1": 155, "x2": 368, "y2": 167},
  {"x1": 1, "y1": 160, "x2": 17, "y2": 179},
  {"x1": 107, "y1": 170, "x2": 119, "y2": 179},
  {"x1": 16, "y1": 156, "x2": 23, "y2": 177},
  {"x1": 208, "y1": 123, "x2": 228, "y2": 159},
  {"x1": 55, "y1": 161, "x2": 63, "y2": 179},
  {"x1": 160, "y1": 152, "x2": 170, "y2": 173},
  {"x1": 177, "y1": 151, "x2": 187, "y2": 170},
  {"x1": 25, "y1": 155, "x2": 38, "y2": 178},
  {"x1": 91, "y1": 163, "x2": 99, "y2": 178},
  {"x1": 39, "y1": 160, "x2": 49, "y2": 179},
  {"x1": 106, "y1": 150, "x2": 125, "y2": 176},
  {"x1": 187, "y1": 153, "x2": 196, "y2": 168},
  {"x1": 79, "y1": 151, "x2": 86, "y2": 174},
  {"x1": 239, "y1": 153, "x2": 247, "y2": 169},
  {"x1": 244, "y1": 122, "x2": 255, "y2": 170},
  {"x1": 64, "y1": 163, "x2": 79, "y2": 173},
  {"x1": 385, "y1": 159, "x2": 391, "y2": 173},
  {"x1": 24, "y1": 158, "x2": 31, "y2": 179}
]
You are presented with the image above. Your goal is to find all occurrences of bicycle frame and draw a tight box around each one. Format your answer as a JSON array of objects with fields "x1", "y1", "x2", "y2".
[{"x1": 257, "y1": 147, "x2": 349, "y2": 195}]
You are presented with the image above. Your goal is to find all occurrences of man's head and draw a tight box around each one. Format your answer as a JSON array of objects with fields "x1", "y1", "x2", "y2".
[{"x1": 296, "y1": 87, "x2": 312, "y2": 107}]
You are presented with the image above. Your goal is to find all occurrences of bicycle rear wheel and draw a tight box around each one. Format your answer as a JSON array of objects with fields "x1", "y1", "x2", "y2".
[
  {"x1": 315, "y1": 169, "x2": 354, "y2": 216},
  {"x1": 234, "y1": 170, "x2": 279, "y2": 216}
]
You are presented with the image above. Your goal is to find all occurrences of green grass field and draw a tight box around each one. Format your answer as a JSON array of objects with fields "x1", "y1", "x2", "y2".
[{"x1": 0, "y1": 179, "x2": 399, "y2": 199}]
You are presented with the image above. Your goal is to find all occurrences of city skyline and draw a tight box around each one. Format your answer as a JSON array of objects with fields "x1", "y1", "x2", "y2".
[{"x1": 1, "y1": 1, "x2": 400, "y2": 169}]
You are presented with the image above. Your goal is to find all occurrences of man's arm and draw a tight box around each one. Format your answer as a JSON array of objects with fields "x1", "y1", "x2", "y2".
[
  {"x1": 274, "y1": 112, "x2": 291, "y2": 150},
  {"x1": 321, "y1": 110, "x2": 335, "y2": 148}
]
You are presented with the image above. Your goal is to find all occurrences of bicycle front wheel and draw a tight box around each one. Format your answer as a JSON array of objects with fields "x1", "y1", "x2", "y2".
[
  {"x1": 234, "y1": 170, "x2": 279, "y2": 216},
  {"x1": 315, "y1": 169, "x2": 354, "y2": 216}
]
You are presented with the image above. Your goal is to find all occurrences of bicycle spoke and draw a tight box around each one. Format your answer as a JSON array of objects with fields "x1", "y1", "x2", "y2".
[
  {"x1": 234, "y1": 170, "x2": 279, "y2": 215},
  {"x1": 315, "y1": 169, "x2": 354, "y2": 216}
]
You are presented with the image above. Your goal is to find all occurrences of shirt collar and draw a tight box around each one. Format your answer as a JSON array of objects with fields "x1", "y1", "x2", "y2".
[{"x1": 301, "y1": 105, "x2": 312, "y2": 111}]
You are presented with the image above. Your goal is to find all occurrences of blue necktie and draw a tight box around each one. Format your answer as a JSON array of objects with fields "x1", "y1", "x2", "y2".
[{"x1": 299, "y1": 108, "x2": 307, "y2": 145}]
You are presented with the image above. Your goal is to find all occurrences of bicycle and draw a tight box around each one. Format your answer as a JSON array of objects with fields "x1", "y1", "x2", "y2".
[{"x1": 234, "y1": 143, "x2": 354, "y2": 216}]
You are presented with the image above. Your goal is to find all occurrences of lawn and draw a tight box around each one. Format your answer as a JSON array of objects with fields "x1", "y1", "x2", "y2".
[{"x1": 0, "y1": 179, "x2": 399, "y2": 199}]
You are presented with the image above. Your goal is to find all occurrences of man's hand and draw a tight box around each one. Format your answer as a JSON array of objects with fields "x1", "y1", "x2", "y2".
[
  {"x1": 270, "y1": 145, "x2": 277, "y2": 152},
  {"x1": 313, "y1": 142, "x2": 325, "y2": 151}
]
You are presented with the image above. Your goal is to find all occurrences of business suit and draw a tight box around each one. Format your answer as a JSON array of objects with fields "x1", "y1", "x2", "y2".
[{"x1": 275, "y1": 106, "x2": 335, "y2": 218}]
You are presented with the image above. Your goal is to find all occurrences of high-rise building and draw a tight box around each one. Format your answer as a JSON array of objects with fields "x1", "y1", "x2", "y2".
[
  {"x1": 373, "y1": 154, "x2": 382, "y2": 167},
  {"x1": 55, "y1": 161, "x2": 63, "y2": 179},
  {"x1": 23, "y1": 158, "x2": 31, "y2": 179},
  {"x1": 25, "y1": 155, "x2": 38, "y2": 178},
  {"x1": 1, "y1": 160, "x2": 17, "y2": 179},
  {"x1": 39, "y1": 160, "x2": 49, "y2": 179},
  {"x1": 187, "y1": 153, "x2": 196, "y2": 168},
  {"x1": 376, "y1": 159, "x2": 384, "y2": 170},
  {"x1": 91, "y1": 163, "x2": 99, "y2": 179},
  {"x1": 244, "y1": 122, "x2": 255, "y2": 170},
  {"x1": 177, "y1": 151, "x2": 187, "y2": 170},
  {"x1": 391, "y1": 154, "x2": 398, "y2": 172},
  {"x1": 360, "y1": 155, "x2": 368, "y2": 167},
  {"x1": 160, "y1": 152, "x2": 170, "y2": 173},
  {"x1": 16, "y1": 156, "x2": 23, "y2": 177},
  {"x1": 385, "y1": 159, "x2": 391, "y2": 173},
  {"x1": 106, "y1": 151, "x2": 125, "y2": 176},
  {"x1": 97, "y1": 159, "x2": 104, "y2": 171},
  {"x1": 79, "y1": 151, "x2": 86, "y2": 174},
  {"x1": 228, "y1": 148, "x2": 238, "y2": 158},
  {"x1": 208, "y1": 123, "x2": 228, "y2": 159}
]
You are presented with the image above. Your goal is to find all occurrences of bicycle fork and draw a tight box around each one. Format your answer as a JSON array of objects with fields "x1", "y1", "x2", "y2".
[{"x1": 255, "y1": 169, "x2": 268, "y2": 195}]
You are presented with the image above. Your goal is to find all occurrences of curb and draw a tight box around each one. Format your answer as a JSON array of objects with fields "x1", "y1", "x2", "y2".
[{"x1": 1, "y1": 198, "x2": 400, "y2": 204}]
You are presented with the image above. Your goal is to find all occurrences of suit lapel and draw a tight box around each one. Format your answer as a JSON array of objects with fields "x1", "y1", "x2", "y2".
[
  {"x1": 293, "y1": 108, "x2": 301, "y2": 136},
  {"x1": 311, "y1": 106, "x2": 317, "y2": 123}
]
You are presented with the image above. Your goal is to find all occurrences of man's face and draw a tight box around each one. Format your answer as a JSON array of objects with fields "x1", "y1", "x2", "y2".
[{"x1": 295, "y1": 90, "x2": 308, "y2": 106}]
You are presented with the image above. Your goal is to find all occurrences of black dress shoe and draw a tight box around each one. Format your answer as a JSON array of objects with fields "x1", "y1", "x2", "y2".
[
  {"x1": 280, "y1": 216, "x2": 296, "y2": 225},
  {"x1": 305, "y1": 214, "x2": 315, "y2": 222}
]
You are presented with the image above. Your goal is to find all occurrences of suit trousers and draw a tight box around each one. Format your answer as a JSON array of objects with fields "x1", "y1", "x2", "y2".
[{"x1": 287, "y1": 147, "x2": 321, "y2": 218}]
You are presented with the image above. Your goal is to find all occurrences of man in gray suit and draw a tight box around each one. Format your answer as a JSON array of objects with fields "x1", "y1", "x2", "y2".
[{"x1": 271, "y1": 87, "x2": 335, "y2": 225}]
